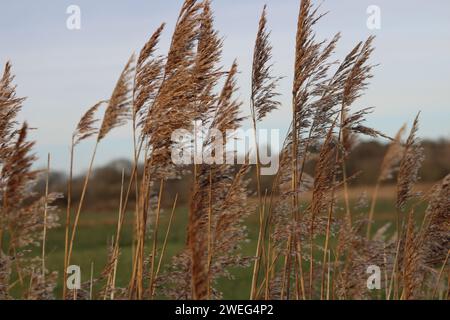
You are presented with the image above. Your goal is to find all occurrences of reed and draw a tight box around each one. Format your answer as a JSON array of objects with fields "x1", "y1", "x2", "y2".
[{"x1": 0, "y1": 0, "x2": 448, "y2": 301}]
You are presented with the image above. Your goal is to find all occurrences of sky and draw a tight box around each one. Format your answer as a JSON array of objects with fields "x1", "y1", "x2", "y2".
[{"x1": 1, "y1": 0, "x2": 449, "y2": 173}]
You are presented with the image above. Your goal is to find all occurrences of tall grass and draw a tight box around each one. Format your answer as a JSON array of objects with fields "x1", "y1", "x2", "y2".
[{"x1": 0, "y1": 0, "x2": 448, "y2": 300}]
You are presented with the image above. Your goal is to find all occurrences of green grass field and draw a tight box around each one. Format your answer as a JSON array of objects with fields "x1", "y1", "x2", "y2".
[{"x1": 33, "y1": 192, "x2": 427, "y2": 300}]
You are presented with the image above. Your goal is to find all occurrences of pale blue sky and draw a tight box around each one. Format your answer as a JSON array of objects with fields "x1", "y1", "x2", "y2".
[{"x1": 1, "y1": 0, "x2": 449, "y2": 172}]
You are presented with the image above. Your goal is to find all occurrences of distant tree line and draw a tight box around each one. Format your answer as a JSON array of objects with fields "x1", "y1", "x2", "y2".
[{"x1": 37, "y1": 139, "x2": 450, "y2": 210}]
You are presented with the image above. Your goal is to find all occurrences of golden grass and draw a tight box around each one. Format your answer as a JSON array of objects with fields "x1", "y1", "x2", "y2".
[{"x1": 0, "y1": 0, "x2": 448, "y2": 301}]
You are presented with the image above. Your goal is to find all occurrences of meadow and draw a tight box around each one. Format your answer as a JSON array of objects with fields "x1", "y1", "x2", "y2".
[{"x1": 26, "y1": 186, "x2": 430, "y2": 300}]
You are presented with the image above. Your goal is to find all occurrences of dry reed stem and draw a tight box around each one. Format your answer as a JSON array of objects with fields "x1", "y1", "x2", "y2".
[
  {"x1": 1, "y1": 0, "x2": 447, "y2": 302},
  {"x1": 89, "y1": 262, "x2": 94, "y2": 300},
  {"x1": 152, "y1": 194, "x2": 178, "y2": 298},
  {"x1": 68, "y1": 56, "x2": 133, "y2": 272},
  {"x1": 62, "y1": 137, "x2": 74, "y2": 299},
  {"x1": 41, "y1": 153, "x2": 50, "y2": 279},
  {"x1": 109, "y1": 169, "x2": 125, "y2": 300},
  {"x1": 148, "y1": 179, "x2": 164, "y2": 299},
  {"x1": 67, "y1": 140, "x2": 98, "y2": 266},
  {"x1": 64, "y1": 102, "x2": 103, "y2": 298},
  {"x1": 206, "y1": 169, "x2": 213, "y2": 300},
  {"x1": 249, "y1": 5, "x2": 280, "y2": 299},
  {"x1": 367, "y1": 125, "x2": 406, "y2": 238},
  {"x1": 312, "y1": 119, "x2": 337, "y2": 300}
]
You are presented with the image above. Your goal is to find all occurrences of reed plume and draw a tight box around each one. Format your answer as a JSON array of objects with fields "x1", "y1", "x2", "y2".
[
  {"x1": 0, "y1": 64, "x2": 60, "y2": 298},
  {"x1": 1, "y1": 124, "x2": 37, "y2": 212},
  {"x1": 68, "y1": 56, "x2": 135, "y2": 275},
  {"x1": 367, "y1": 125, "x2": 406, "y2": 238},
  {"x1": 63, "y1": 101, "x2": 103, "y2": 298},
  {"x1": 420, "y1": 174, "x2": 450, "y2": 267},
  {"x1": 188, "y1": 61, "x2": 246, "y2": 300},
  {"x1": 249, "y1": 6, "x2": 281, "y2": 299},
  {"x1": 192, "y1": 0, "x2": 223, "y2": 121},
  {"x1": 127, "y1": 26, "x2": 166, "y2": 297},
  {"x1": 133, "y1": 24, "x2": 165, "y2": 130},
  {"x1": 397, "y1": 113, "x2": 424, "y2": 211},
  {"x1": 251, "y1": 5, "x2": 281, "y2": 122},
  {"x1": 284, "y1": 0, "x2": 337, "y2": 299},
  {"x1": 130, "y1": 0, "x2": 202, "y2": 299},
  {"x1": 73, "y1": 101, "x2": 104, "y2": 146},
  {"x1": 98, "y1": 55, "x2": 135, "y2": 141},
  {"x1": 0, "y1": 62, "x2": 25, "y2": 155},
  {"x1": 143, "y1": 0, "x2": 202, "y2": 179}
]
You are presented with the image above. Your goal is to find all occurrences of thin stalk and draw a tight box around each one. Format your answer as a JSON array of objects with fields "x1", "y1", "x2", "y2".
[
  {"x1": 131, "y1": 115, "x2": 140, "y2": 281},
  {"x1": 320, "y1": 203, "x2": 334, "y2": 300},
  {"x1": 387, "y1": 236, "x2": 402, "y2": 300},
  {"x1": 264, "y1": 235, "x2": 272, "y2": 299},
  {"x1": 27, "y1": 268, "x2": 35, "y2": 299},
  {"x1": 319, "y1": 116, "x2": 342, "y2": 299},
  {"x1": 309, "y1": 218, "x2": 315, "y2": 299},
  {"x1": 432, "y1": 249, "x2": 450, "y2": 299},
  {"x1": 331, "y1": 222, "x2": 346, "y2": 299},
  {"x1": 293, "y1": 253, "x2": 300, "y2": 300},
  {"x1": 89, "y1": 261, "x2": 94, "y2": 300},
  {"x1": 288, "y1": 94, "x2": 300, "y2": 300},
  {"x1": 41, "y1": 153, "x2": 50, "y2": 279},
  {"x1": 394, "y1": 207, "x2": 403, "y2": 299},
  {"x1": 63, "y1": 137, "x2": 75, "y2": 299},
  {"x1": 366, "y1": 180, "x2": 381, "y2": 238},
  {"x1": 152, "y1": 194, "x2": 178, "y2": 298},
  {"x1": 67, "y1": 140, "x2": 99, "y2": 265},
  {"x1": 447, "y1": 269, "x2": 450, "y2": 300},
  {"x1": 111, "y1": 138, "x2": 144, "y2": 296},
  {"x1": 280, "y1": 233, "x2": 292, "y2": 299},
  {"x1": 207, "y1": 170, "x2": 213, "y2": 300},
  {"x1": 326, "y1": 250, "x2": 331, "y2": 300},
  {"x1": 148, "y1": 179, "x2": 164, "y2": 299},
  {"x1": 260, "y1": 189, "x2": 269, "y2": 293},
  {"x1": 249, "y1": 98, "x2": 265, "y2": 300},
  {"x1": 130, "y1": 163, "x2": 147, "y2": 299},
  {"x1": 110, "y1": 169, "x2": 126, "y2": 300},
  {"x1": 383, "y1": 244, "x2": 389, "y2": 299},
  {"x1": 256, "y1": 250, "x2": 282, "y2": 298},
  {"x1": 139, "y1": 145, "x2": 152, "y2": 298},
  {"x1": 263, "y1": 173, "x2": 283, "y2": 300},
  {"x1": 341, "y1": 164, "x2": 351, "y2": 225},
  {"x1": 295, "y1": 241, "x2": 306, "y2": 300},
  {"x1": 133, "y1": 148, "x2": 153, "y2": 299}
]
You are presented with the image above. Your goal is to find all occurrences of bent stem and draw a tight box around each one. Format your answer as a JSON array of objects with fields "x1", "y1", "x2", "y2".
[
  {"x1": 67, "y1": 140, "x2": 99, "y2": 266},
  {"x1": 152, "y1": 194, "x2": 178, "y2": 298},
  {"x1": 109, "y1": 169, "x2": 126, "y2": 300}
]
